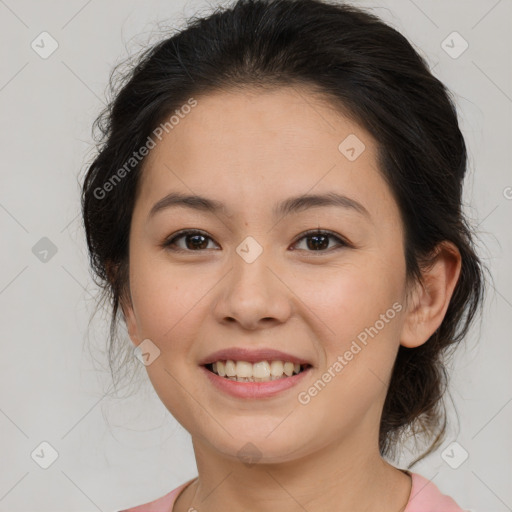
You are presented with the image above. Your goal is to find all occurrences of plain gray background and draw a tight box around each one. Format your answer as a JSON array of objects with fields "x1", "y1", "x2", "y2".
[{"x1": 0, "y1": 0, "x2": 511, "y2": 511}]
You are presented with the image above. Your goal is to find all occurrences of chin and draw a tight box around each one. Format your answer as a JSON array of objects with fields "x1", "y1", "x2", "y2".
[{"x1": 197, "y1": 426, "x2": 313, "y2": 465}]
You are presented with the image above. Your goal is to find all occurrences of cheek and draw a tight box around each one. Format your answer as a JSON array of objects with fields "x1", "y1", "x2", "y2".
[
  {"x1": 296, "y1": 259, "x2": 404, "y2": 342},
  {"x1": 128, "y1": 256, "x2": 212, "y2": 428},
  {"x1": 294, "y1": 266, "x2": 404, "y2": 424},
  {"x1": 295, "y1": 258, "x2": 405, "y2": 409},
  {"x1": 128, "y1": 253, "x2": 224, "y2": 404},
  {"x1": 128, "y1": 250, "x2": 202, "y2": 338}
]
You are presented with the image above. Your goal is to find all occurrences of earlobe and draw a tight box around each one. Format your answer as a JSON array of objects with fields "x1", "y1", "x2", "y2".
[{"x1": 400, "y1": 242, "x2": 462, "y2": 349}]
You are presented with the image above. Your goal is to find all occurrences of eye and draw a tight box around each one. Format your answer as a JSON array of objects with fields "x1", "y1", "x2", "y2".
[
  {"x1": 291, "y1": 229, "x2": 348, "y2": 253},
  {"x1": 162, "y1": 228, "x2": 349, "y2": 253},
  {"x1": 162, "y1": 229, "x2": 220, "y2": 252}
]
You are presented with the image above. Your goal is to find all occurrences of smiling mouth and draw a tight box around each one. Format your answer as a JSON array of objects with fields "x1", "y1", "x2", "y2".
[{"x1": 204, "y1": 360, "x2": 311, "y2": 382}]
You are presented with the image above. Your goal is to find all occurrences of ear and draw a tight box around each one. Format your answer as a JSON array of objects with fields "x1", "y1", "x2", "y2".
[{"x1": 400, "y1": 241, "x2": 462, "y2": 348}]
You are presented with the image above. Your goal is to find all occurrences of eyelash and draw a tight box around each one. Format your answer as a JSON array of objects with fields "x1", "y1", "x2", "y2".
[{"x1": 161, "y1": 228, "x2": 350, "y2": 254}]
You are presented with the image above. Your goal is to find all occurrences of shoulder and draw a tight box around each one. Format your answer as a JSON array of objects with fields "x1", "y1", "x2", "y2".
[
  {"x1": 404, "y1": 472, "x2": 467, "y2": 512},
  {"x1": 118, "y1": 477, "x2": 197, "y2": 512}
]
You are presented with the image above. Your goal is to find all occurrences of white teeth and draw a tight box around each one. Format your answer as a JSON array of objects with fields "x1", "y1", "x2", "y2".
[
  {"x1": 208, "y1": 359, "x2": 306, "y2": 381},
  {"x1": 235, "y1": 361, "x2": 253, "y2": 378},
  {"x1": 217, "y1": 361, "x2": 226, "y2": 377},
  {"x1": 225, "y1": 360, "x2": 236, "y2": 377},
  {"x1": 283, "y1": 362, "x2": 294, "y2": 377},
  {"x1": 253, "y1": 361, "x2": 270, "y2": 379},
  {"x1": 270, "y1": 360, "x2": 284, "y2": 376}
]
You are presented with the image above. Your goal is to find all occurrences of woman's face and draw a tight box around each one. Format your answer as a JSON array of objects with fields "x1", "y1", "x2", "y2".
[{"x1": 124, "y1": 86, "x2": 411, "y2": 463}]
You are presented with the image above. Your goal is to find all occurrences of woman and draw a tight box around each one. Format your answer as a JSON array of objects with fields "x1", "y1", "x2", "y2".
[{"x1": 81, "y1": 0, "x2": 485, "y2": 510}]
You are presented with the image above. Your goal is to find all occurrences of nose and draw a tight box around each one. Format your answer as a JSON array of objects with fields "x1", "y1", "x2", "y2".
[{"x1": 212, "y1": 247, "x2": 292, "y2": 330}]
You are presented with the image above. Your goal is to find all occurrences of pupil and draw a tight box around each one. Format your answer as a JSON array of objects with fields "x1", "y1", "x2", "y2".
[
  {"x1": 187, "y1": 234, "x2": 208, "y2": 250},
  {"x1": 307, "y1": 235, "x2": 328, "y2": 250}
]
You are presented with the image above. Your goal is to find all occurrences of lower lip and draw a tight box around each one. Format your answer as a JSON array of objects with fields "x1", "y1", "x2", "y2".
[{"x1": 200, "y1": 365, "x2": 312, "y2": 399}]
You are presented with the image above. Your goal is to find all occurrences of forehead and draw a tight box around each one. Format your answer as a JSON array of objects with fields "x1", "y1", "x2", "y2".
[
  {"x1": 143, "y1": 85, "x2": 373, "y2": 170},
  {"x1": 136, "y1": 86, "x2": 397, "y2": 223}
]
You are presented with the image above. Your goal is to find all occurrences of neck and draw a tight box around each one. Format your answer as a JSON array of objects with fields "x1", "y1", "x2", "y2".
[{"x1": 174, "y1": 435, "x2": 412, "y2": 512}]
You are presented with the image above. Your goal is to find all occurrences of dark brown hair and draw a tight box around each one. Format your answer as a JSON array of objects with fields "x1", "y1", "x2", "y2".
[{"x1": 81, "y1": 0, "x2": 486, "y2": 464}]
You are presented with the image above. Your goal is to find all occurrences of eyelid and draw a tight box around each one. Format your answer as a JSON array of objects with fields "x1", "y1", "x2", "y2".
[
  {"x1": 290, "y1": 229, "x2": 350, "y2": 252},
  {"x1": 162, "y1": 228, "x2": 350, "y2": 253},
  {"x1": 162, "y1": 229, "x2": 220, "y2": 251}
]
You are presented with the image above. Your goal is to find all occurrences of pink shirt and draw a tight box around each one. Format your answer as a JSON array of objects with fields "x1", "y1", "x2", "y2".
[{"x1": 119, "y1": 471, "x2": 466, "y2": 511}]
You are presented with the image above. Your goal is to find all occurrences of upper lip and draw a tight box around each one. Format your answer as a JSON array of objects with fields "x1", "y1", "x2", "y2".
[{"x1": 198, "y1": 347, "x2": 312, "y2": 366}]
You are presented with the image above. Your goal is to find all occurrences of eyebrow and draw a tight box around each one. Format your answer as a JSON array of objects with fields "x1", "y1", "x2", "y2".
[{"x1": 148, "y1": 191, "x2": 371, "y2": 220}]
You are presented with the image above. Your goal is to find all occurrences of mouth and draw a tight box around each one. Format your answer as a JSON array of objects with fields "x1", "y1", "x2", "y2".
[
  {"x1": 198, "y1": 348, "x2": 314, "y2": 398},
  {"x1": 203, "y1": 360, "x2": 312, "y2": 382}
]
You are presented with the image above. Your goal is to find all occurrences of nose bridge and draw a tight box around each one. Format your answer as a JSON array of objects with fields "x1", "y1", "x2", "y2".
[
  {"x1": 232, "y1": 239, "x2": 272, "y2": 291},
  {"x1": 214, "y1": 238, "x2": 291, "y2": 328}
]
